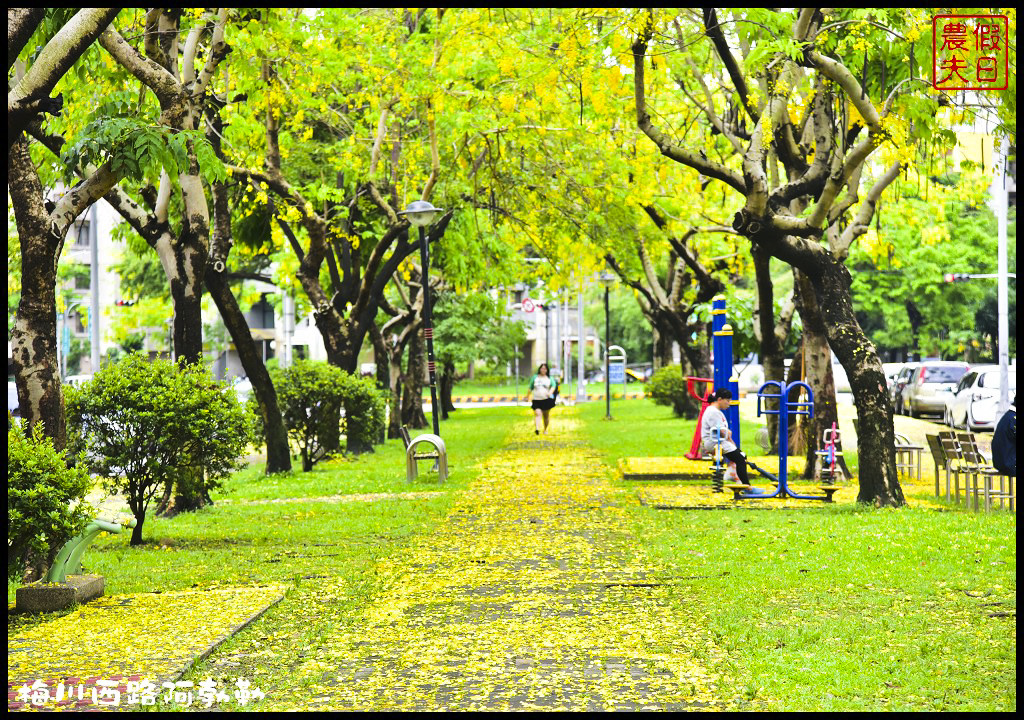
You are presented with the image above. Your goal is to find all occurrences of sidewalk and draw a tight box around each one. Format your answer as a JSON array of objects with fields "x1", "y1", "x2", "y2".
[{"x1": 269, "y1": 411, "x2": 726, "y2": 710}]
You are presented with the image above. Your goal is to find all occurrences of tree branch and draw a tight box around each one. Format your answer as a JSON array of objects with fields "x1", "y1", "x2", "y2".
[
  {"x1": 632, "y1": 24, "x2": 745, "y2": 194},
  {"x1": 702, "y1": 9, "x2": 761, "y2": 124},
  {"x1": 834, "y1": 160, "x2": 901, "y2": 259},
  {"x1": 99, "y1": 26, "x2": 181, "y2": 105}
]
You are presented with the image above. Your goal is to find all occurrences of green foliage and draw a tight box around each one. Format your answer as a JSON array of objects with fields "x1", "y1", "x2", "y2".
[
  {"x1": 433, "y1": 290, "x2": 527, "y2": 369},
  {"x1": 65, "y1": 355, "x2": 256, "y2": 544},
  {"x1": 269, "y1": 360, "x2": 386, "y2": 470},
  {"x1": 8, "y1": 424, "x2": 93, "y2": 580},
  {"x1": 850, "y1": 196, "x2": 1015, "y2": 360},
  {"x1": 646, "y1": 365, "x2": 691, "y2": 417},
  {"x1": 592, "y1": 290, "x2": 655, "y2": 366},
  {"x1": 60, "y1": 117, "x2": 220, "y2": 184},
  {"x1": 270, "y1": 360, "x2": 345, "y2": 472},
  {"x1": 339, "y1": 372, "x2": 387, "y2": 455}
]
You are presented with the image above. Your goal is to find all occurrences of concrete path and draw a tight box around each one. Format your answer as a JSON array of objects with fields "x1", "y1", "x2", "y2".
[{"x1": 269, "y1": 412, "x2": 725, "y2": 710}]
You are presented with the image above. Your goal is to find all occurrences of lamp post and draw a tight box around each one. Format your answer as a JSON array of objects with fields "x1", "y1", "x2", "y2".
[
  {"x1": 399, "y1": 200, "x2": 444, "y2": 437},
  {"x1": 599, "y1": 271, "x2": 616, "y2": 420}
]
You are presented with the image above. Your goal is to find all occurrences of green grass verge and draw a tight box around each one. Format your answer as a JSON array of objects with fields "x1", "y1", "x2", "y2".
[{"x1": 579, "y1": 399, "x2": 1016, "y2": 711}]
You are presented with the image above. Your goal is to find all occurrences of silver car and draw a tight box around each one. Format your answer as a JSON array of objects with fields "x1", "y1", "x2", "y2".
[
  {"x1": 903, "y1": 361, "x2": 970, "y2": 418},
  {"x1": 890, "y1": 363, "x2": 919, "y2": 415},
  {"x1": 944, "y1": 366, "x2": 1017, "y2": 431}
]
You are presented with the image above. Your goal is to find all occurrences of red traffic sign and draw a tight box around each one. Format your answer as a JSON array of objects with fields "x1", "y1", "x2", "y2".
[{"x1": 521, "y1": 297, "x2": 535, "y2": 313}]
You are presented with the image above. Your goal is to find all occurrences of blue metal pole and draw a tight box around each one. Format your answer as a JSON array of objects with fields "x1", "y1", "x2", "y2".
[
  {"x1": 712, "y1": 296, "x2": 726, "y2": 391},
  {"x1": 777, "y1": 383, "x2": 789, "y2": 496},
  {"x1": 722, "y1": 323, "x2": 740, "y2": 450}
]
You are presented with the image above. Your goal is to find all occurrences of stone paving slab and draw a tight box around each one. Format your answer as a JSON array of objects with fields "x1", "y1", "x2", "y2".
[
  {"x1": 257, "y1": 414, "x2": 726, "y2": 710},
  {"x1": 8, "y1": 585, "x2": 286, "y2": 712}
]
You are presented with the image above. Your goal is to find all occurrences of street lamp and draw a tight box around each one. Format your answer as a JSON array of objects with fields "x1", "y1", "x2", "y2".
[
  {"x1": 398, "y1": 200, "x2": 444, "y2": 437},
  {"x1": 599, "y1": 271, "x2": 616, "y2": 420}
]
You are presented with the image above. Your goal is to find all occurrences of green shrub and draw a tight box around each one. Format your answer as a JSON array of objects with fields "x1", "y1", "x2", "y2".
[
  {"x1": 8, "y1": 424, "x2": 93, "y2": 581},
  {"x1": 65, "y1": 354, "x2": 256, "y2": 545},
  {"x1": 339, "y1": 372, "x2": 386, "y2": 454},
  {"x1": 270, "y1": 360, "x2": 346, "y2": 472},
  {"x1": 270, "y1": 360, "x2": 386, "y2": 470},
  {"x1": 646, "y1": 365, "x2": 698, "y2": 418}
]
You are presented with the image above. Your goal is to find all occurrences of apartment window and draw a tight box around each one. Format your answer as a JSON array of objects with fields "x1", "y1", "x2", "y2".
[{"x1": 73, "y1": 221, "x2": 90, "y2": 248}]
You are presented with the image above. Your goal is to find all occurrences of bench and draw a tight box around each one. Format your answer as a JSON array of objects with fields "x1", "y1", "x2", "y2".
[
  {"x1": 893, "y1": 432, "x2": 924, "y2": 483},
  {"x1": 400, "y1": 426, "x2": 449, "y2": 484},
  {"x1": 956, "y1": 432, "x2": 1014, "y2": 512}
]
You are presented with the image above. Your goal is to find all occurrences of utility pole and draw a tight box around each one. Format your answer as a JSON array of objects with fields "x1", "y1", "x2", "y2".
[
  {"x1": 993, "y1": 137, "x2": 1011, "y2": 417},
  {"x1": 89, "y1": 205, "x2": 100, "y2": 373},
  {"x1": 577, "y1": 275, "x2": 586, "y2": 402}
]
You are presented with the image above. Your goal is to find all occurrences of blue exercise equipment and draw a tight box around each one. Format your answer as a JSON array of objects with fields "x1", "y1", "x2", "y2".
[
  {"x1": 710, "y1": 426, "x2": 726, "y2": 493},
  {"x1": 728, "y1": 380, "x2": 837, "y2": 502}
]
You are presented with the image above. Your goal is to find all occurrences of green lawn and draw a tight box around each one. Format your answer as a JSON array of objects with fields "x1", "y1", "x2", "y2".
[
  {"x1": 9, "y1": 401, "x2": 1015, "y2": 711},
  {"x1": 580, "y1": 399, "x2": 1016, "y2": 711}
]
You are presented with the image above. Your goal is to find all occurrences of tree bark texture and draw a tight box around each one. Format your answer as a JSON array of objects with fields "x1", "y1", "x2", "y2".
[
  {"x1": 10, "y1": 135, "x2": 121, "y2": 449},
  {"x1": 402, "y1": 330, "x2": 428, "y2": 429},
  {"x1": 794, "y1": 270, "x2": 852, "y2": 480}
]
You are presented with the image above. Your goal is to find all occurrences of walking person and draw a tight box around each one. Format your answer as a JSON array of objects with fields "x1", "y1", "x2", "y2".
[
  {"x1": 700, "y1": 388, "x2": 750, "y2": 485},
  {"x1": 529, "y1": 363, "x2": 559, "y2": 435}
]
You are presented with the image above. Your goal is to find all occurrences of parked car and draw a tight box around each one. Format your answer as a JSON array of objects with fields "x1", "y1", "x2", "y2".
[
  {"x1": 890, "y1": 363, "x2": 919, "y2": 414},
  {"x1": 944, "y1": 365, "x2": 1017, "y2": 431},
  {"x1": 881, "y1": 362, "x2": 905, "y2": 391},
  {"x1": 902, "y1": 361, "x2": 970, "y2": 418}
]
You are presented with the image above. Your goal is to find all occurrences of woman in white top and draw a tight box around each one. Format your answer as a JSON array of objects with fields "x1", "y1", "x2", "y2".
[
  {"x1": 700, "y1": 388, "x2": 749, "y2": 485},
  {"x1": 528, "y1": 363, "x2": 558, "y2": 435}
]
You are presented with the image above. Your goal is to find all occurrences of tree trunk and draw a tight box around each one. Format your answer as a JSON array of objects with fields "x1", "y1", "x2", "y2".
[
  {"x1": 810, "y1": 259, "x2": 904, "y2": 506},
  {"x1": 752, "y1": 246, "x2": 793, "y2": 454},
  {"x1": 794, "y1": 270, "x2": 852, "y2": 481},
  {"x1": 130, "y1": 511, "x2": 146, "y2": 546},
  {"x1": 9, "y1": 136, "x2": 67, "y2": 449},
  {"x1": 402, "y1": 330, "x2": 428, "y2": 428},
  {"x1": 206, "y1": 271, "x2": 292, "y2": 473},
  {"x1": 439, "y1": 359, "x2": 456, "y2": 419},
  {"x1": 652, "y1": 326, "x2": 675, "y2": 368},
  {"x1": 206, "y1": 125, "x2": 291, "y2": 474}
]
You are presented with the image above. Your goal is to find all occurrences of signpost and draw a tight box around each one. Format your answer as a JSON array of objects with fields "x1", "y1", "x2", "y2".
[{"x1": 607, "y1": 344, "x2": 627, "y2": 409}]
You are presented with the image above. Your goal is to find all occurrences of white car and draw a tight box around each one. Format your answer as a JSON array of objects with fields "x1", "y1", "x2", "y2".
[
  {"x1": 944, "y1": 366, "x2": 1016, "y2": 431},
  {"x1": 881, "y1": 362, "x2": 905, "y2": 391}
]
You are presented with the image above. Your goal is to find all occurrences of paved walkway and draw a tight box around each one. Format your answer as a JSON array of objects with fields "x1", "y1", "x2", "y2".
[{"x1": 267, "y1": 413, "x2": 726, "y2": 711}]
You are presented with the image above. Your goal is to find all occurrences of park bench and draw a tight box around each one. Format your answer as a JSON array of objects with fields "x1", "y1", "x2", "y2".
[
  {"x1": 852, "y1": 420, "x2": 923, "y2": 483},
  {"x1": 400, "y1": 426, "x2": 449, "y2": 484},
  {"x1": 938, "y1": 431, "x2": 968, "y2": 503},
  {"x1": 956, "y1": 432, "x2": 1014, "y2": 512},
  {"x1": 925, "y1": 434, "x2": 946, "y2": 498},
  {"x1": 893, "y1": 432, "x2": 924, "y2": 483}
]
